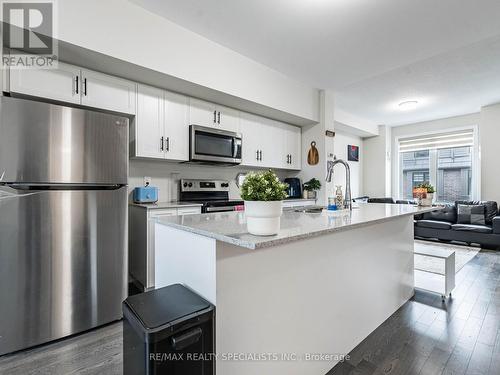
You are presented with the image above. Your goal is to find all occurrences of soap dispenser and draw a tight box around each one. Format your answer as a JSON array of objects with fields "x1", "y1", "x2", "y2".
[{"x1": 335, "y1": 185, "x2": 344, "y2": 209}]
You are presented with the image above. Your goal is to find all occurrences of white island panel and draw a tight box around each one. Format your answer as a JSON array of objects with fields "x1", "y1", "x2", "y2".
[
  {"x1": 154, "y1": 204, "x2": 437, "y2": 374},
  {"x1": 215, "y1": 215, "x2": 414, "y2": 375},
  {"x1": 155, "y1": 225, "x2": 217, "y2": 303}
]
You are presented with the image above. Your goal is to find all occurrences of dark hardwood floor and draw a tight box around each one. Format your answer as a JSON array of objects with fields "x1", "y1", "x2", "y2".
[
  {"x1": 328, "y1": 249, "x2": 500, "y2": 375},
  {"x1": 0, "y1": 249, "x2": 498, "y2": 375},
  {"x1": 0, "y1": 322, "x2": 122, "y2": 375}
]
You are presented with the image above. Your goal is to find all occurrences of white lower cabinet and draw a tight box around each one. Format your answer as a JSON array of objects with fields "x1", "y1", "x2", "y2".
[
  {"x1": 132, "y1": 84, "x2": 189, "y2": 161},
  {"x1": 177, "y1": 207, "x2": 203, "y2": 215},
  {"x1": 129, "y1": 205, "x2": 202, "y2": 291}
]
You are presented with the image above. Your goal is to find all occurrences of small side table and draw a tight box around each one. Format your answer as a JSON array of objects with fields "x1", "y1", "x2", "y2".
[{"x1": 414, "y1": 247, "x2": 455, "y2": 301}]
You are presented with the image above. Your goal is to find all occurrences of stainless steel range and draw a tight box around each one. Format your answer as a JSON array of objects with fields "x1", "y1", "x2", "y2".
[{"x1": 179, "y1": 179, "x2": 244, "y2": 213}]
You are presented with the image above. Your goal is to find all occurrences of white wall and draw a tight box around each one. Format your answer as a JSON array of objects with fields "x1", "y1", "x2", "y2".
[
  {"x1": 332, "y1": 131, "x2": 364, "y2": 198},
  {"x1": 335, "y1": 108, "x2": 379, "y2": 137},
  {"x1": 479, "y1": 103, "x2": 500, "y2": 203},
  {"x1": 390, "y1": 113, "x2": 480, "y2": 199},
  {"x1": 363, "y1": 125, "x2": 392, "y2": 198},
  {"x1": 57, "y1": 0, "x2": 319, "y2": 122},
  {"x1": 298, "y1": 90, "x2": 335, "y2": 205}
]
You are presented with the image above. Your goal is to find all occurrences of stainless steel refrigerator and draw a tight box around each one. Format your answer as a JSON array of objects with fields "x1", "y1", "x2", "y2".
[{"x1": 0, "y1": 96, "x2": 128, "y2": 356}]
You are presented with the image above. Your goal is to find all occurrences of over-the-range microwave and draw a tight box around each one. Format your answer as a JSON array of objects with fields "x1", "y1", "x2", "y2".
[{"x1": 189, "y1": 125, "x2": 242, "y2": 165}]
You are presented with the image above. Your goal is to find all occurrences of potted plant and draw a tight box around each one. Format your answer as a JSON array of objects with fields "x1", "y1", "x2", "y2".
[
  {"x1": 415, "y1": 182, "x2": 435, "y2": 206},
  {"x1": 302, "y1": 178, "x2": 321, "y2": 200},
  {"x1": 240, "y1": 170, "x2": 288, "y2": 236}
]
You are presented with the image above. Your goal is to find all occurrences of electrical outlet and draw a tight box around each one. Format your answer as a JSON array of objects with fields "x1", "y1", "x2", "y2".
[{"x1": 143, "y1": 176, "x2": 152, "y2": 186}]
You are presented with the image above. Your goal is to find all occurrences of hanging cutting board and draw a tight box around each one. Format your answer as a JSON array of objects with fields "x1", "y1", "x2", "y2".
[{"x1": 307, "y1": 141, "x2": 319, "y2": 165}]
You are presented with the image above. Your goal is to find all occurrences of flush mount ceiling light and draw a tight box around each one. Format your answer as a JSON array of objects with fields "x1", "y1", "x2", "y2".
[{"x1": 398, "y1": 100, "x2": 419, "y2": 111}]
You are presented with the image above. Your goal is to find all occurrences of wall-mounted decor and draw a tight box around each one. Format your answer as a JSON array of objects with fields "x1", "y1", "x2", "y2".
[
  {"x1": 347, "y1": 145, "x2": 359, "y2": 162},
  {"x1": 307, "y1": 141, "x2": 319, "y2": 165}
]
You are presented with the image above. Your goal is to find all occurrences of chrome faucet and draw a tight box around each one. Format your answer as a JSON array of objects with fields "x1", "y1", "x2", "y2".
[{"x1": 326, "y1": 157, "x2": 352, "y2": 210}]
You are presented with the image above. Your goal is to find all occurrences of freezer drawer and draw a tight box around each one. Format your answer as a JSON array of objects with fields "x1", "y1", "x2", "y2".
[
  {"x1": 0, "y1": 186, "x2": 128, "y2": 355},
  {"x1": 0, "y1": 96, "x2": 129, "y2": 185}
]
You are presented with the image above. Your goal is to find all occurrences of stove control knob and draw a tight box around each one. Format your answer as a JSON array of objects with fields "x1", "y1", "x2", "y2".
[
  {"x1": 188, "y1": 182, "x2": 193, "y2": 188},
  {"x1": 183, "y1": 182, "x2": 188, "y2": 188},
  {"x1": 221, "y1": 183, "x2": 229, "y2": 188}
]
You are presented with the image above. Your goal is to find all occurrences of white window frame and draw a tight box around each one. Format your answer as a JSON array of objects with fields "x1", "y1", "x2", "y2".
[{"x1": 395, "y1": 125, "x2": 480, "y2": 202}]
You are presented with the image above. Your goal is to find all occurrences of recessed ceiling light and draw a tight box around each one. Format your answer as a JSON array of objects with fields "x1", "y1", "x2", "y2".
[{"x1": 399, "y1": 100, "x2": 419, "y2": 111}]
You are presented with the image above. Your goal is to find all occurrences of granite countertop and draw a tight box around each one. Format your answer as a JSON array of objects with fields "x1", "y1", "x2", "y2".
[
  {"x1": 155, "y1": 203, "x2": 438, "y2": 250},
  {"x1": 130, "y1": 201, "x2": 203, "y2": 209}
]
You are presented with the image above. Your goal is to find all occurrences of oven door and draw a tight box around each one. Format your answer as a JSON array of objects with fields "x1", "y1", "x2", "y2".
[{"x1": 190, "y1": 125, "x2": 242, "y2": 164}]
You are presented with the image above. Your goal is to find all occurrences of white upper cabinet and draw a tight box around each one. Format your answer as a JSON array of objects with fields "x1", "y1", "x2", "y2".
[
  {"x1": 135, "y1": 84, "x2": 164, "y2": 159},
  {"x1": 189, "y1": 98, "x2": 216, "y2": 128},
  {"x1": 285, "y1": 125, "x2": 302, "y2": 170},
  {"x1": 164, "y1": 91, "x2": 189, "y2": 161},
  {"x1": 260, "y1": 118, "x2": 282, "y2": 168},
  {"x1": 8, "y1": 60, "x2": 300, "y2": 170},
  {"x1": 8, "y1": 62, "x2": 137, "y2": 115},
  {"x1": 241, "y1": 113, "x2": 265, "y2": 167},
  {"x1": 9, "y1": 61, "x2": 81, "y2": 104},
  {"x1": 241, "y1": 113, "x2": 301, "y2": 170},
  {"x1": 189, "y1": 98, "x2": 240, "y2": 133},
  {"x1": 216, "y1": 105, "x2": 240, "y2": 133},
  {"x1": 80, "y1": 69, "x2": 136, "y2": 114},
  {"x1": 133, "y1": 84, "x2": 189, "y2": 161}
]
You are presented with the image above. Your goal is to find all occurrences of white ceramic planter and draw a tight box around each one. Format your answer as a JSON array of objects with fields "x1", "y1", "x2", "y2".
[
  {"x1": 306, "y1": 191, "x2": 317, "y2": 200},
  {"x1": 420, "y1": 193, "x2": 434, "y2": 207},
  {"x1": 244, "y1": 200, "x2": 283, "y2": 236}
]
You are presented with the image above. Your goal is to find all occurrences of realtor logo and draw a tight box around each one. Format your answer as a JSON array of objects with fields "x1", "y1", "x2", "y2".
[{"x1": 1, "y1": 0, "x2": 58, "y2": 68}]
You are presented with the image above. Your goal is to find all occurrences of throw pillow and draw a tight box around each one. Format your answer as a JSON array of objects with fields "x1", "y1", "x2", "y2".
[
  {"x1": 455, "y1": 201, "x2": 498, "y2": 224},
  {"x1": 457, "y1": 204, "x2": 485, "y2": 225}
]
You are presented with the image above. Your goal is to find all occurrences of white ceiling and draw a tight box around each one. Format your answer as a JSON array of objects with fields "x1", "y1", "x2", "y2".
[{"x1": 131, "y1": 0, "x2": 500, "y2": 126}]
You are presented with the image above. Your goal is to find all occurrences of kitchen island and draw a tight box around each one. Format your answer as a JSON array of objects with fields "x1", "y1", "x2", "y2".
[{"x1": 154, "y1": 204, "x2": 436, "y2": 375}]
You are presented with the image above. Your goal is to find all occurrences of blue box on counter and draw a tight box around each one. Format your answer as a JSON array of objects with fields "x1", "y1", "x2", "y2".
[{"x1": 133, "y1": 186, "x2": 158, "y2": 203}]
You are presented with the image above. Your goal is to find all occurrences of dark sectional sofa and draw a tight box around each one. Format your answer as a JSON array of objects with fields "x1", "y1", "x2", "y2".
[{"x1": 414, "y1": 201, "x2": 500, "y2": 249}]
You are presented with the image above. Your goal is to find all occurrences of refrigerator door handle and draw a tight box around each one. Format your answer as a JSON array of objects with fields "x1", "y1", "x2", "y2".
[{"x1": 3, "y1": 183, "x2": 123, "y2": 191}]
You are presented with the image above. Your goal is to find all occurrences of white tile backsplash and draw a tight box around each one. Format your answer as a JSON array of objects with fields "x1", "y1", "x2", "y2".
[{"x1": 128, "y1": 160, "x2": 292, "y2": 203}]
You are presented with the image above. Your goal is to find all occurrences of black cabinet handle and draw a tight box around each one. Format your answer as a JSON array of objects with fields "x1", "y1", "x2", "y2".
[
  {"x1": 83, "y1": 78, "x2": 87, "y2": 96},
  {"x1": 166, "y1": 137, "x2": 170, "y2": 151},
  {"x1": 256, "y1": 150, "x2": 259, "y2": 161},
  {"x1": 217, "y1": 111, "x2": 221, "y2": 124},
  {"x1": 160, "y1": 136, "x2": 164, "y2": 151},
  {"x1": 171, "y1": 327, "x2": 202, "y2": 351},
  {"x1": 289, "y1": 154, "x2": 292, "y2": 164},
  {"x1": 75, "y1": 76, "x2": 79, "y2": 94},
  {"x1": 213, "y1": 110, "x2": 217, "y2": 123}
]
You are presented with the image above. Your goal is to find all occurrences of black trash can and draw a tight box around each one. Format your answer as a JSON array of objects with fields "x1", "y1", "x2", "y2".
[{"x1": 123, "y1": 284, "x2": 215, "y2": 375}]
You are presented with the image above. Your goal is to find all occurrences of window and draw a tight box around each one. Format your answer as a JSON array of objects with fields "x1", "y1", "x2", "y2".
[{"x1": 398, "y1": 129, "x2": 476, "y2": 204}]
